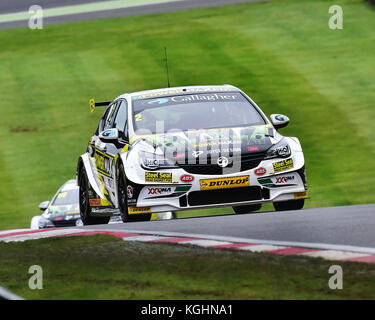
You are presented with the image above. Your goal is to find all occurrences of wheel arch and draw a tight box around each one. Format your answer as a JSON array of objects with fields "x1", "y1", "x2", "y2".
[{"x1": 77, "y1": 153, "x2": 106, "y2": 199}]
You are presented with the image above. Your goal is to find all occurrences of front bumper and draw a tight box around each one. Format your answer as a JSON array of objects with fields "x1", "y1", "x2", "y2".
[{"x1": 125, "y1": 152, "x2": 308, "y2": 214}]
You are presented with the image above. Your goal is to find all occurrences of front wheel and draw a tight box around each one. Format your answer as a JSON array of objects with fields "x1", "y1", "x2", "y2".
[
  {"x1": 233, "y1": 204, "x2": 262, "y2": 214},
  {"x1": 79, "y1": 167, "x2": 110, "y2": 225},
  {"x1": 273, "y1": 199, "x2": 304, "y2": 211},
  {"x1": 118, "y1": 163, "x2": 151, "y2": 223}
]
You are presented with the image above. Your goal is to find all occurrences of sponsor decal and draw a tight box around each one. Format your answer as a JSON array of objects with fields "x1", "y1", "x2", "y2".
[
  {"x1": 67, "y1": 210, "x2": 80, "y2": 215},
  {"x1": 294, "y1": 191, "x2": 308, "y2": 199},
  {"x1": 248, "y1": 146, "x2": 259, "y2": 152},
  {"x1": 89, "y1": 199, "x2": 101, "y2": 207},
  {"x1": 258, "y1": 173, "x2": 298, "y2": 186},
  {"x1": 142, "y1": 185, "x2": 191, "y2": 199},
  {"x1": 180, "y1": 174, "x2": 194, "y2": 183},
  {"x1": 254, "y1": 167, "x2": 266, "y2": 176},
  {"x1": 273, "y1": 158, "x2": 293, "y2": 173},
  {"x1": 127, "y1": 186, "x2": 134, "y2": 199},
  {"x1": 94, "y1": 150, "x2": 114, "y2": 178},
  {"x1": 274, "y1": 175, "x2": 295, "y2": 184},
  {"x1": 147, "y1": 187, "x2": 172, "y2": 195},
  {"x1": 145, "y1": 172, "x2": 172, "y2": 183},
  {"x1": 200, "y1": 176, "x2": 249, "y2": 190},
  {"x1": 170, "y1": 93, "x2": 239, "y2": 103},
  {"x1": 128, "y1": 207, "x2": 152, "y2": 214}
]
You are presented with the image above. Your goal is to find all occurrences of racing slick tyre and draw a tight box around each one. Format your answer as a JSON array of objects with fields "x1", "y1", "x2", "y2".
[
  {"x1": 273, "y1": 199, "x2": 305, "y2": 211},
  {"x1": 118, "y1": 163, "x2": 151, "y2": 223},
  {"x1": 79, "y1": 167, "x2": 110, "y2": 225},
  {"x1": 233, "y1": 204, "x2": 262, "y2": 214}
]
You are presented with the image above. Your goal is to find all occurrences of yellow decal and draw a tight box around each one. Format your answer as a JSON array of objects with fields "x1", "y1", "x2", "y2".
[
  {"x1": 67, "y1": 210, "x2": 80, "y2": 215},
  {"x1": 89, "y1": 198, "x2": 112, "y2": 207},
  {"x1": 273, "y1": 158, "x2": 294, "y2": 173},
  {"x1": 128, "y1": 207, "x2": 152, "y2": 214},
  {"x1": 145, "y1": 172, "x2": 172, "y2": 183},
  {"x1": 57, "y1": 192, "x2": 67, "y2": 198},
  {"x1": 294, "y1": 191, "x2": 308, "y2": 199},
  {"x1": 200, "y1": 176, "x2": 249, "y2": 190},
  {"x1": 89, "y1": 99, "x2": 95, "y2": 113}
]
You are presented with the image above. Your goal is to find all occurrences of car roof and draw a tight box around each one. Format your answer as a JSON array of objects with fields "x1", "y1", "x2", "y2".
[
  {"x1": 60, "y1": 179, "x2": 78, "y2": 192},
  {"x1": 116, "y1": 85, "x2": 240, "y2": 100}
]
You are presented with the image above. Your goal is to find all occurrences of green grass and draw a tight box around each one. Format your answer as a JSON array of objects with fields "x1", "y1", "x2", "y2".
[
  {"x1": 0, "y1": 235, "x2": 374, "y2": 299},
  {"x1": 0, "y1": 0, "x2": 375, "y2": 229}
]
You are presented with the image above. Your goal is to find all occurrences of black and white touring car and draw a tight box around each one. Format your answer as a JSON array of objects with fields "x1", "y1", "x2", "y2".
[
  {"x1": 31, "y1": 179, "x2": 82, "y2": 229},
  {"x1": 77, "y1": 85, "x2": 308, "y2": 225}
]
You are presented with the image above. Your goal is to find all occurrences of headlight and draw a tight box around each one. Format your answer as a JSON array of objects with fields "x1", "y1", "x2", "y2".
[
  {"x1": 265, "y1": 139, "x2": 291, "y2": 159},
  {"x1": 139, "y1": 152, "x2": 177, "y2": 170}
]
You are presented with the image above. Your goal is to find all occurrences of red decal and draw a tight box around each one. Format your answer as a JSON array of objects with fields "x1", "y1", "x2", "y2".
[
  {"x1": 180, "y1": 174, "x2": 194, "y2": 182},
  {"x1": 254, "y1": 168, "x2": 266, "y2": 176}
]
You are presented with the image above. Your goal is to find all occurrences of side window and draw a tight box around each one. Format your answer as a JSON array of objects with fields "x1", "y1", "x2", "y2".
[
  {"x1": 104, "y1": 102, "x2": 117, "y2": 130},
  {"x1": 97, "y1": 103, "x2": 115, "y2": 133},
  {"x1": 112, "y1": 100, "x2": 128, "y2": 141}
]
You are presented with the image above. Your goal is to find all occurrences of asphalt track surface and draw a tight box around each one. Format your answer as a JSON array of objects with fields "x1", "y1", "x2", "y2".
[
  {"x1": 83, "y1": 204, "x2": 375, "y2": 250},
  {"x1": 0, "y1": 0, "x2": 264, "y2": 29}
]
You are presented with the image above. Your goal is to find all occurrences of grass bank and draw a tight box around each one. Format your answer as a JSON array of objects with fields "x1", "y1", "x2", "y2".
[{"x1": 0, "y1": 235, "x2": 374, "y2": 299}]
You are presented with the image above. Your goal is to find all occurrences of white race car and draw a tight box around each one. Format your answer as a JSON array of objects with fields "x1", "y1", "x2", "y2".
[{"x1": 77, "y1": 85, "x2": 308, "y2": 225}]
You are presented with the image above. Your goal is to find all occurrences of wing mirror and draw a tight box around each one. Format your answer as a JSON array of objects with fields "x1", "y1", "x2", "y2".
[
  {"x1": 39, "y1": 201, "x2": 50, "y2": 211},
  {"x1": 270, "y1": 114, "x2": 290, "y2": 130},
  {"x1": 99, "y1": 128, "x2": 119, "y2": 141}
]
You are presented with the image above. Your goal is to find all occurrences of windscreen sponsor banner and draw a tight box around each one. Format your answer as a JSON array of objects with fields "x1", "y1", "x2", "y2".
[
  {"x1": 133, "y1": 92, "x2": 246, "y2": 109},
  {"x1": 132, "y1": 87, "x2": 238, "y2": 100}
]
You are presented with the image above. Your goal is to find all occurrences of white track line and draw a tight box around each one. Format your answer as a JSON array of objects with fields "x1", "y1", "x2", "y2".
[
  {"x1": 180, "y1": 239, "x2": 232, "y2": 247},
  {"x1": 91, "y1": 228, "x2": 375, "y2": 255},
  {"x1": 301, "y1": 250, "x2": 369, "y2": 261},
  {"x1": 238, "y1": 244, "x2": 286, "y2": 252}
]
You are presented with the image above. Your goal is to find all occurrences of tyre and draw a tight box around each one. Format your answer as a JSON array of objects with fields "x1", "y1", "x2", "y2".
[
  {"x1": 118, "y1": 163, "x2": 151, "y2": 223},
  {"x1": 233, "y1": 204, "x2": 262, "y2": 214},
  {"x1": 79, "y1": 167, "x2": 110, "y2": 225},
  {"x1": 273, "y1": 199, "x2": 304, "y2": 211}
]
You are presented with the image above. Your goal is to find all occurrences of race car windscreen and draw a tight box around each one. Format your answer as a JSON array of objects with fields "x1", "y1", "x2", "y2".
[
  {"x1": 52, "y1": 189, "x2": 79, "y2": 206},
  {"x1": 132, "y1": 92, "x2": 266, "y2": 133}
]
